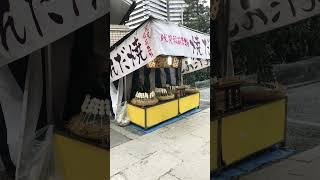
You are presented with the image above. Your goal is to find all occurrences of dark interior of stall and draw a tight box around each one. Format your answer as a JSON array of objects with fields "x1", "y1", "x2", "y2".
[
  {"x1": 51, "y1": 15, "x2": 109, "y2": 148},
  {"x1": 128, "y1": 67, "x2": 180, "y2": 99}
]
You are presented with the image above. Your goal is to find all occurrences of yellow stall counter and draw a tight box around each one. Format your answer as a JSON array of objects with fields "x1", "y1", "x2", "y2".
[
  {"x1": 127, "y1": 93, "x2": 200, "y2": 129},
  {"x1": 54, "y1": 133, "x2": 108, "y2": 180},
  {"x1": 221, "y1": 99, "x2": 287, "y2": 165},
  {"x1": 179, "y1": 93, "x2": 200, "y2": 114},
  {"x1": 128, "y1": 99, "x2": 179, "y2": 129}
]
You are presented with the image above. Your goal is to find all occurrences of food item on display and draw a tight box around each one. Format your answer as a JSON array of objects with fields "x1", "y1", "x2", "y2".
[
  {"x1": 185, "y1": 87, "x2": 200, "y2": 94},
  {"x1": 131, "y1": 91, "x2": 159, "y2": 107},
  {"x1": 175, "y1": 85, "x2": 187, "y2": 97},
  {"x1": 155, "y1": 87, "x2": 175, "y2": 101},
  {"x1": 67, "y1": 94, "x2": 109, "y2": 141}
]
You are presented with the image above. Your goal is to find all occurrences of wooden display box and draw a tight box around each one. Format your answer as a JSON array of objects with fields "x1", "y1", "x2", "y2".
[
  {"x1": 213, "y1": 78, "x2": 242, "y2": 114},
  {"x1": 54, "y1": 133, "x2": 108, "y2": 180},
  {"x1": 127, "y1": 99, "x2": 179, "y2": 129}
]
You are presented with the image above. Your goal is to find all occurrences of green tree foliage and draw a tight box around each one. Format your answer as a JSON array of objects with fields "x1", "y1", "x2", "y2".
[
  {"x1": 232, "y1": 15, "x2": 320, "y2": 75},
  {"x1": 182, "y1": 0, "x2": 210, "y2": 85},
  {"x1": 183, "y1": 0, "x2": 210, "y2": 33}
]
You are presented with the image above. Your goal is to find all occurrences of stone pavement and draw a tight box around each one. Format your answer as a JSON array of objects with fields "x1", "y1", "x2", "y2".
[
  {"x1": 110, "y1": 108, "x2": 210, "y2": 180},
  {"x1": 241, "y1": 145, "x2": 320, "y2": 180}
]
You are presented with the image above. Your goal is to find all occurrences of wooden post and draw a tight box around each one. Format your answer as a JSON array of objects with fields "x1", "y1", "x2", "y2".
[{"x1": 213, "y1": 0, "x2": 232, "y2": 77}]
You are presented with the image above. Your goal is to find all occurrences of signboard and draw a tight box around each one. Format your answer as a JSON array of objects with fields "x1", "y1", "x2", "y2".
[
  {"x1": 229, "y1": 0, "x2": 320, "y2": 41},
  {"x1": 110, "y1": 18, "x2": 210, "y2": 82},
  {"x1": 181, "y1": 58, "x2": 210, "y2": 74},
  {"x1": 0, "y1": 0, "x2": 108, "y2": 67}
]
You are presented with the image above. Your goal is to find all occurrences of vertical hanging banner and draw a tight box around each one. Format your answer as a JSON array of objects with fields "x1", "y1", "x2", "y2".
[
  {"x1": 229, "y1": 0, "x2": 320, "y2": 41},
  {"x1": 0, "y1": 0, "x2": 108, "y2": 67},
  {"x1": 110, "y1": 18, "x2": 210, "y2": 82}
]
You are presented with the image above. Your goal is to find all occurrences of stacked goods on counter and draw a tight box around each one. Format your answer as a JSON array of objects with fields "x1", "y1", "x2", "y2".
[
  {"x1": 241, "y1": 63, "x2": 287, "y2": 103},
  {"x1": 155, "y1": 87, "x2": 175, "y2": 101},
  {"x1": 129, "y1": 83, "x2": 200, "y2": 107},
  {"x1": 213, "y1": 76, "x2": 242, "y2": 113},
  {"x1": 185, "y1": 87, "x2": 200, "y2": 94},
  {"x1": 241, "y1": 82, "x2": 287, "y2": 103},
  {"x1": 131, "y1": 91, "x2": 159, "y2": 106},
  {"x1": 67, "y1": 94, "x2": 109, "y2": 141},
  {"x1": 175, "y1": 86, "x2": 186, "y2": 98}
]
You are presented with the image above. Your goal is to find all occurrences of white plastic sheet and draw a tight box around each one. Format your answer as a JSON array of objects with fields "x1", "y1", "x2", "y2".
[
  {"x1": 15, "y1": 50, "x2": 44, "y2": 180},
  {"x1": 0, "y1": 65, "x2": 23, "y2": 167}
]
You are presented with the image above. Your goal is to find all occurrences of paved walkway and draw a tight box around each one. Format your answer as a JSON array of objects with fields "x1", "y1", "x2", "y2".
[
  {"x1": 110, "y1": 108, "x2": 210, "y2": 180},
  {"x1": 241, "y1": 145, "x2": 320, "y2": 180}
]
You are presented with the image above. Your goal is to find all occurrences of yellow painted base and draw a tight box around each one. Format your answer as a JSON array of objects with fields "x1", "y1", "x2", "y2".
[
  {"x1": 179, "y1": 93, "x2": 200, "y2": 114},
  {"x1": 221, "y1": 99, "x2": 286, "y2": 165},
  {"x1": 128, "y1": 100, "x2": 179, "y2": 128},
  {"x1": 54, "y1": 134, "x2": 108, "y2": 180}
]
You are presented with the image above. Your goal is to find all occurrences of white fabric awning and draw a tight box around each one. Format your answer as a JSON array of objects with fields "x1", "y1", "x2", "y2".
[
  {"x1": 110, "y1": 18, "x2": 211, "y2": 82},
  {"x1": 0, "y1": 0, "x2": 108, "y2": 68}
]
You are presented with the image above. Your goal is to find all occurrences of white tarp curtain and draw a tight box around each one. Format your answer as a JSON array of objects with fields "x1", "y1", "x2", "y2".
[
  {"x1": 229, "y1": 0, "x2": 320, "y2": 41},
  {"x1": 0, "y1": 0, "x2": 108, "y2": 67},
  {"x1": 0, "y1": 65, "x2": 24, "y2": 169},
  {"x1": 110, "y1": 18, "x2": 211, "y2": 82},
  {"x1": 14, "y1": 51, "x2": 45, "y2": 180},
  {"x1": 0, "y1": 50, "x2": 49, "y2": 180}
]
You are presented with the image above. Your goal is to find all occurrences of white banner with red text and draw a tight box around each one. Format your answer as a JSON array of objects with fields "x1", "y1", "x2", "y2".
[{"x1": 110, "y1": 18, "x2": 210, "y2": 82}]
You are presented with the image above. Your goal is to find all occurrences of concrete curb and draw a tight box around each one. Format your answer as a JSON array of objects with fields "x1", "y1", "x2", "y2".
[{"x1": 287, "y1": 79, "x2": 320, "y2": 89}]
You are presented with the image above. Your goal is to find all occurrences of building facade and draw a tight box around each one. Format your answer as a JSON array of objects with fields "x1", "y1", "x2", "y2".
[
  {"x1": 125, "y1": 0, "x2": 186, "y2": 29},
  {"x1": 110, "y1": 25, "x2": 131, "y2": 46},
  {"x1": 168, "y1": 0, "x2": 186, "y2": 24}
]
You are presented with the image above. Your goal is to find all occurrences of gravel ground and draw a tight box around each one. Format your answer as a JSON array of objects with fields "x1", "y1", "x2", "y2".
[
  {"x1": 200, "y1": 87, "x2": 210, "y2": 110},
  {"x1": 286, "y1": 82, "x2": 320, "y2": 153},
  {"x1": 287, "y1": 83, "x2": 320, "y2": 124},
  {"x1": 286, "y1": 122, "x2": 320, "y2": 153}
]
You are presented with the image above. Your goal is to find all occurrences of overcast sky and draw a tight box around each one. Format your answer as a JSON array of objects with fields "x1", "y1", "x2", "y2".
[{"x1": 205, "y1": 0, "x2": 210, "y2": 7}]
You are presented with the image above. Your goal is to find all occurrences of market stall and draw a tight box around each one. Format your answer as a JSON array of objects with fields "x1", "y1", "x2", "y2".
[
  {"x1": 210, "y1": 0, "x2": 288, "y2": 173},
  {"x1": 211, "y1": 83, "x2": 287, "y2": 172},
  {"x1": 110, "y1": 17, "x2": 210, "y2": 129}
]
